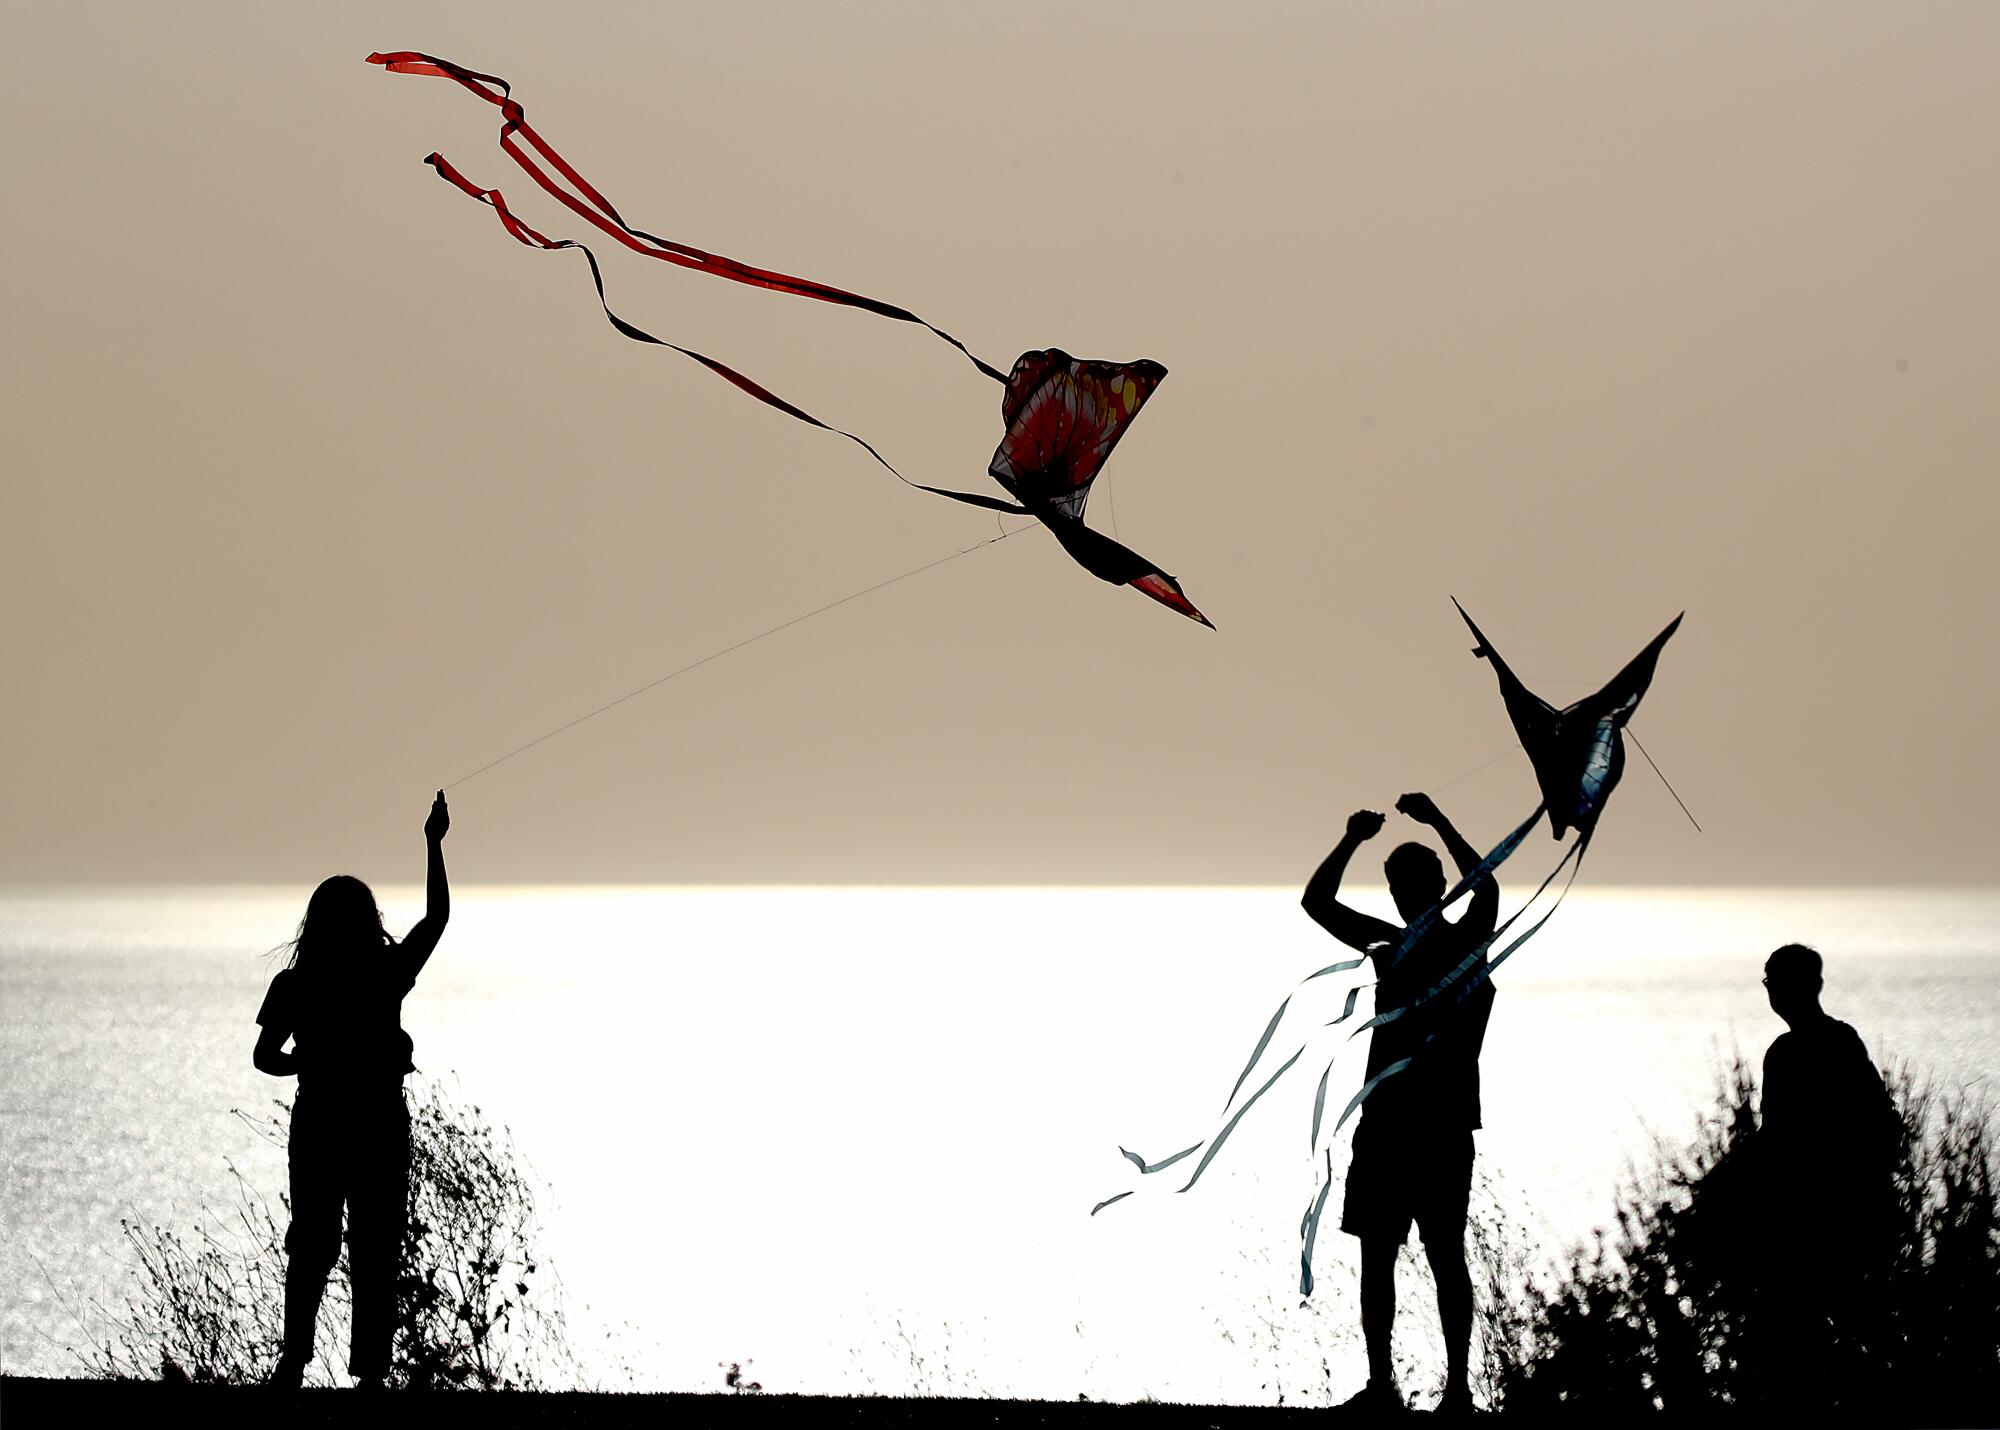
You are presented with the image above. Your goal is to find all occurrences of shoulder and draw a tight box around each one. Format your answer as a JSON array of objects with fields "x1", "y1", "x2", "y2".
[
  {"x1": 380, "y1": 937, "x2": 420, "y2": 991},
  {"x1": 257, "y1": 967, "x2": 296, "y2": 1024},
  {"x1": 401, "y1": 917, "x2": 444, "y2": 964},
  {"x1": 1447, "y1": 906, "x2": 1491, "y2": 948},
  {"x1": 1801, "y1": 1018, "x2": 1871, "y2": 1064},
  {"x1": 1427, "y1": 910, "x2": 1489, "y2": 974},
  {"x1": 1827, "y1": 1019, "x2": 1883, "y2": 1078}
]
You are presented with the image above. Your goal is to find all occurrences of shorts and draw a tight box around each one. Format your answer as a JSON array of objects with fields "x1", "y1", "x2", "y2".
[{"x1": 1340, "y1": 1113, "x2": 1475, "y2": 1247}]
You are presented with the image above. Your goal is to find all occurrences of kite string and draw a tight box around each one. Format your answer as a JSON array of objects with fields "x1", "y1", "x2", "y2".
[
  {"x1": 447, "y1": 527, "x2": 1025, "y2": 789},
  {"x1": 1627, "y1": 726, "x2": 1703, "y2": 833},
  {"x1": 1432, "y1": 740, "x2": 1519, "y2": 795}
]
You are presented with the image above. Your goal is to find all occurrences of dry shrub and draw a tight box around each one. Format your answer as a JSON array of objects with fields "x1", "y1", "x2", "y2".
[
  {"x1": 1483, "y1": 1057, "x2": 1998, "y2": 1420},
  {"x1": 87, "y1": 1076, "x2": 582, "y2": 1389}
]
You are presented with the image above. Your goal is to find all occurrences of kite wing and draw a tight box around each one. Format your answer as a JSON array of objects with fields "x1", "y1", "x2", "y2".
[
  {"x1": 1454, "y1": 600, "x2": 1573, "y2": 833},
  {"x1": 987, "y1": 351, "x2": 1168, "y2": 518},
  {"x1": 1558, "y1": 611, "x2": 1684, "y2": 837},
  {"x1": 1565, "y1": 613, "x2": 1684, "y2": 728}
]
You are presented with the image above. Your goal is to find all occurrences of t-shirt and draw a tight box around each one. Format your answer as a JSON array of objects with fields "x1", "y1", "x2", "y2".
[
  {"x1": 258, "y1": 957, "x2": 418, "y2": 1093},
  {"x1": 1362, "y1": 910, "x2": 1496, "y2": 1131},
  {"x1": 1761, "y1": 1016, "x2": 1895, "y2": 1200}
]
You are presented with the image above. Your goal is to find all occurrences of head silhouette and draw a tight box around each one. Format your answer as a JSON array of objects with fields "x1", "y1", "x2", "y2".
[
  {"x1": 290, "y1": 875, "x2": 391, "y2": 977},
  {"x1": 1764, "y1": 942, "x2": 1824, "y2": 1025},
  {"x1": 1384, "y1": 842, "x2": 1445, "y2": 925}
]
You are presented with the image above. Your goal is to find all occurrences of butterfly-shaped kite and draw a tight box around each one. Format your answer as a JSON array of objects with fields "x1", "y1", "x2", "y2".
[
  {"x1": 1453, "y1": 599, "x2": 1683, "y2": 846},
  {"x1": 366, "y1": 51, "x2": 1209, "y2": 628}
]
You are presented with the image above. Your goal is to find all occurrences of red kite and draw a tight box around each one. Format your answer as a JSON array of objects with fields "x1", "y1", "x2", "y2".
[{"x1": 367, "y1": 51, "x2": 1208, "y2": 626}]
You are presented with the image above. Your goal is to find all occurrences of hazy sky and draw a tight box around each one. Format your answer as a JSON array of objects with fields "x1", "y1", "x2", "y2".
[{"x1": 4, "y1": 3, "x2": 1995, "y2": 885}]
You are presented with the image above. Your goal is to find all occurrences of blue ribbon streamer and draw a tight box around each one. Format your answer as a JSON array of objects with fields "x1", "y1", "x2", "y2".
[
  {"x1": 1298, "y1": 1148, "x2": 1336, "y2": 1296},
  {"x1": 1095, "y1": 797, "x2": 1582, "y2": 1295},
  {"x1": 1351, "y1": 832, "x2": 1582, "y2": 1038},
  {"x1": 1176, "y1": 1044, "x2": 1307, "y2": 1193},
  {"x1": 1119, "y1": 1142, "x2": 1202, "y2": 1175}
]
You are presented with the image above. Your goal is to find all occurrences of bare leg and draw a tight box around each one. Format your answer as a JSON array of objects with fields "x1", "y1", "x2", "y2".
[
  {"x1": 1360, "y1": 1235, "x2": 1400, "y2": 1392},
  {"x1": 275, "y1": 1098, "x2": 342, "y2": 1387},
  {"x1": 275, "y1": 1250, "x2": 335, "y2": 1387},
  {"x1": 1424, "y1": 1232, "x2": 1473, "y2": 1404},
  {"x1": 346, "y1": 1103, "x2": 411, "y2": 1384}
]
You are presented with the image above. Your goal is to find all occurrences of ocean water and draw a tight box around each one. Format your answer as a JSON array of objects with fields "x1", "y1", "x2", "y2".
[{"x1": 2, "y1": 885, "x2": 1995, "y2": 1401}]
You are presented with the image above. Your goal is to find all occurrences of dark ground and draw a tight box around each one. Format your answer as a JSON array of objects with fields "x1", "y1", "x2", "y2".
[
  {"x1": 0, "y1": 1379, "x2": 1350, "y2": 1428},
  {"x1": 4, "y1": 1377, "x2": 1972, "y2": 1427}
]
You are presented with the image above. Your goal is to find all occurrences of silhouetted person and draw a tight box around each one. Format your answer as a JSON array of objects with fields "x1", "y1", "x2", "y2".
[
  {"x1": 1303, "y1": 793, "x2": 1498, "y2": 1417},
  {"x1": 255, "y1": 792, "x2": 450, "y2": 1389},
  {"x1": 1757, "y1": 942, "x2": 1896, "y2": 1399}
]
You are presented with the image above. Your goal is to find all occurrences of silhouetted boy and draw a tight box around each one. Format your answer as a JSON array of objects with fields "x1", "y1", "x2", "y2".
[
  {"x1": 1303, "y1": 793, "x2": 1498, "y2": 1417},
  {"x1": 1758, "y1": 943, "x2": 1896, "y2": 1395}
]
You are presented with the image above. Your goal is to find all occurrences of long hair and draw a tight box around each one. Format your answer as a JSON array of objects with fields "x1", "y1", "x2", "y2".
[{"x1": 286, "y1": 874, "x2": 395, "y2": 979}]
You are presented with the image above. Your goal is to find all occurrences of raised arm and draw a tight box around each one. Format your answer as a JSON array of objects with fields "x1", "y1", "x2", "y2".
[
  {"x1": 1396, "y1": 792, "x2": 1498, "y2": 936},
  {"x1": 402, "y1": 790, "x2": 451, "y2": 974},
  {"x1": 1301, "y1": 809, "x2": 1402, "y2": 953}
]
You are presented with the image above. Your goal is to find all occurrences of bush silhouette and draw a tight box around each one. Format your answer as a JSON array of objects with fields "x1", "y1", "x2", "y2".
[
  {"x1": 90, "y1": 1077, "x2": 580, "y2": 1388},
  {"x1": 1487, "y1": 1058, "x2": 1998, "y2": 1420}
]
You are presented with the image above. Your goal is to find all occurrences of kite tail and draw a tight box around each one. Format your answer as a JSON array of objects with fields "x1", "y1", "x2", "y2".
[
  {"x1": 1093, "y1": 952, "x2": 1369, "y2": 1214},
  {"x1": 1387, "y1": 803, "x2": 1545, "y2": 971},
  {"x1": 1456, "y1": 838, "x2": 1586, "y2": 1001},
  {"x1": 1092, "y1": 1046, "x2": 1310, "y2": 1213},
  {"x1": 367, "y1": 51, "x2": 1008, "y2": 384},
  {"x1": 1299, "y1": 1148, "x2": 1336, "y2": 1296},
  {"x1": 1173, "y1": 1044, "x2": 1307, "y2": 1193},
  {"x1": 1096, "y1": 804, "x2": 1550, "y2": 1232},
  {"x1": 418, "y1": 151, "x2": 918, "y2": 487},
  {"x1": 1351, "y1": 820, "x2": 1582, "y2": 1039}
]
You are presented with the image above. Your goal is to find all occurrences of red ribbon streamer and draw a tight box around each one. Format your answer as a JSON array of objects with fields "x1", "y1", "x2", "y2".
[
  {"x1": 417, "y1": 149, "x2": 912, "y2": 484},
  {"x1": 366, "y1": 52, "x2": 1006, "y2": 383}
]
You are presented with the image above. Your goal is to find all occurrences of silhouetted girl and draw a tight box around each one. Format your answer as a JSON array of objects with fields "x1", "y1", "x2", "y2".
[{"x1": 255, "y1": 791, "x2": 450, "y2": 1388}]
